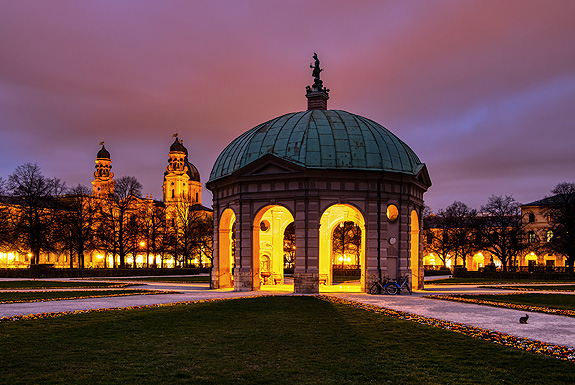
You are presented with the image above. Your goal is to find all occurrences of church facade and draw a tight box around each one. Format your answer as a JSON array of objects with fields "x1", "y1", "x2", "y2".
[{"x1": 0, "y1": 137, "x2": 210, "y2": 269}]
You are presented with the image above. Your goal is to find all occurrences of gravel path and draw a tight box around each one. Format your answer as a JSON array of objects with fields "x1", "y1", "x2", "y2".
[
  {"x1": 1, "y1": 278, "x2": 574, "y2": 349},
  {"x1": 333, "y1": 292, "x2": 575, "y2": 349}
]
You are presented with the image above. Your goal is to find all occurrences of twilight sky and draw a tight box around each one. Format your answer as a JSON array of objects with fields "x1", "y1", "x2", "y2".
[{"x1": 0, "y1": 0, "x2": 573, "y2": 211}]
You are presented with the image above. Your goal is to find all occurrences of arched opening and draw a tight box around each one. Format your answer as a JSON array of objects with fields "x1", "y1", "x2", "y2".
[
  {"x1": 319, "y1": 204, "x2": 366, "y2": 292},
  {"x1": 471, "y1": 253, "x2": 487, "y2": 271},
  {"x1": 216, "y1": 208, "x2": 236, "y2": 288},
  {"x1": 252, "y1": 205, "x2": 294, "y2": 291},
  {"x1": 524, "y1": 251, "x2": 538, "y2": 271},
  {"x1": 410, "y1": 210, "x2": 421, "y2": 291}
]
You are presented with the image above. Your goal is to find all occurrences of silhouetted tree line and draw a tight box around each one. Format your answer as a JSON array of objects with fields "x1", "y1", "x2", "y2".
[
  {"x1": 332, "y1": 221, "x2": 362, "y2": 267},
  {"x1": 0, "y1": 163, "x2": 212, "y2": 269},
  {"x1": 424, "y1": 183, "x2": 575, "y2": 273}
]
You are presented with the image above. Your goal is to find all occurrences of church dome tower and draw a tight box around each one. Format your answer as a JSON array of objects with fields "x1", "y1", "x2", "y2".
[
  {"x1": 163, "y1": 135, "x2": 202, "y2": 204},
  {"x1": 92, "y1": 143, "x2": 114, "y2": 196}
]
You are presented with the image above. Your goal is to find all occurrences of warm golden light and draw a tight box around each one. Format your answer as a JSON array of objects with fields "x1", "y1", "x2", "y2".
[{"x1": 386, "y1": 205, "x2": 399, "y2": 221}]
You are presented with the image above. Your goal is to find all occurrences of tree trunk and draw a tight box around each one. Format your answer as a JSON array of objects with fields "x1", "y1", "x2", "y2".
[{"x1": 566, "y1": 259, "x2": 574, "y2": 274}]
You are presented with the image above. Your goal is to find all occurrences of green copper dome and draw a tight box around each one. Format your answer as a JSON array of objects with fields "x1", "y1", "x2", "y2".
[{"x1": 209, "y1": 109, "x2": 424, "y2": 183}]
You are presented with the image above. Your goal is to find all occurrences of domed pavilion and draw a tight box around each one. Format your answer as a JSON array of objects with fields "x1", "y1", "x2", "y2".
[{"x1": 207, "y1": 56, "x2": 431, "y2": 293}]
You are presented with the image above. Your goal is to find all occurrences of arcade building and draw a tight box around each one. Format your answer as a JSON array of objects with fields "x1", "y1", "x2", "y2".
[{"x1": 207, "y1": 57, "x2": 432, "y2": 293}]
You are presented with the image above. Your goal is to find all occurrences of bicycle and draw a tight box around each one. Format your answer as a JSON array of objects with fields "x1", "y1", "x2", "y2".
[
  {"x1": 369, "y1": 276, "x2": 390, "y2": 294},
  {"x1": 385, "y1": 275, "x2": 412, "y2": 295}
]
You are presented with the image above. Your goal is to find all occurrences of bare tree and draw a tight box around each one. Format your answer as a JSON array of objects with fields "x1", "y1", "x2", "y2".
[
  {"x1": 138, "y1": 201, "x2": 168, "y2": 268},
  {"x1": 0, "y1": 178, "x2": 14, "y2": 254},
  {"x1": 445, "y1": 201, "x2": 478, "y2": 268},
  {"x1": 332, "y1": 221, "x2": 361, "y2": 267},
  {"x1": 58, "y1": 185, "x2": 97, "y2": 269},
  {"x1": 191, "y1": 213, "x2": 213, "y2": 268},
  {"x1": 542, "y1": 182, "x2": 575, "y2": 273},
  {"x1": 283, "y1": 223, "x2": 295, "y2": 269},
  {"x1": 6, "y1": 163, "x2": 65, "y2": 265},
  {"x1": 170, "y1": 203, "x2": 212, "y2": 267},
  {"x1": 96, "y1": 176, "x2": 142, "y2": 268},
  {"x1": 478, "y1": 195, "x2": 527, "y2": 272},
  {"x1": 423, "y1": 211, "x2": 454, "y2": 268}
]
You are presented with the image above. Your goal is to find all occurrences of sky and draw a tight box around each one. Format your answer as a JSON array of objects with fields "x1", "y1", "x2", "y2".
[{"x1": 0, "y1": 0, "x2": 573, "y2": 212}]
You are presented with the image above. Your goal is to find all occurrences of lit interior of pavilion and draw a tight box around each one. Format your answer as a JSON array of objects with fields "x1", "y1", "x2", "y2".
[{"x1": 218, "y1": 204, "x2": 368, "y2": 293}]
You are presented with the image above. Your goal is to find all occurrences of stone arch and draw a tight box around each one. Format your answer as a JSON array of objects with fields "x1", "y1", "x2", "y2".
[
  {"x1": 319, "y1": 204, "x2": 366, "y2": 291},
  {"x1": 252, "y1": 205, "x2": 295, "y2": 290},
  {"x1": 215, "y1": 208, "x2": 236, "y2": 288},
  {"x1": 410, "y1": 209, "x2": 422, "y2": 290},
  {"x1": 524, "y1": 251, "x2": 539, "y2": 269}
]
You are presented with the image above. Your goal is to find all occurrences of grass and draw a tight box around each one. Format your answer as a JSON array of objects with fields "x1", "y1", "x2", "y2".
[
  {"x1": 0, "y1": 296, "x2": 574, "y2": 384},
  {"x1": 0, "y1": 289, "x2": 160, "y2": 303},
  {"x1": 0, "y1": 280, "x2": 131, "y2": 289},
  {"x1": 428, "y1": 277, "x2": 575, "y2": 285},
  {"x1": 458, "y1": 293, "x2": 575, "y2": 312}
]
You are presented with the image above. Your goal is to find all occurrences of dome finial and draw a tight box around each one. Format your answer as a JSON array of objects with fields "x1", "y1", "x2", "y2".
[
  {"x1": 310, "y1": 53, "x2": 326, "y2": 92},
  {"x1": 306, "y1": 53, "x2": 330, "y2": 110}
]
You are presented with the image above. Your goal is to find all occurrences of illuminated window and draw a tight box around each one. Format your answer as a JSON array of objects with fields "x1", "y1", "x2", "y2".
[
  {"x1": 546, "y1": 230, "x2": 553, "y2": 242},
  {"x1": 528, "y1": 231, "x2": 536, "y2": 243},
  {"x1": 386, "y1": 204, "x2": 398, "y2": 222}
]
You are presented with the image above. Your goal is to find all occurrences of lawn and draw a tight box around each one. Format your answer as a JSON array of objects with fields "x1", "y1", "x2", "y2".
[
  {"x1": 457, "y1": 293, "x2": 575, "y2": 312},
  {"x1": 0, "y1": 296, "x2": 574, "y2": 384},
  {"x1": 0, "y1": 280, "x2": 131, "y2": 289},
  {"x1": 0, "y1": 289, "x2": 162, "y2": 303}
]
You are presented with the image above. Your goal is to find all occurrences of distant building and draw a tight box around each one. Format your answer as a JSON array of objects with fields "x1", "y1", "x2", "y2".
[
  {"x1": 521, "y1": 195, "x2": 565, "y2": 270},
  {"x1": 422, "y1": 196, "x2": 566, "y2": 271},
  {"x1": 0, "y1": 138, "x2": 211, "y2": 269}
]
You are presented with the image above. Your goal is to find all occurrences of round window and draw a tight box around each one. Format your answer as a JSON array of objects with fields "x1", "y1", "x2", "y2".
[
  {"x1": 386, "y1": 205, "x2": 399, "y2": 222},
  {"x1": 260, "y1": 220, "x2": 270, "y2": 232}
]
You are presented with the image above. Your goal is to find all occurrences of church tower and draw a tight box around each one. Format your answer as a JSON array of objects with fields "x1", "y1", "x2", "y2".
[
  {"x1": 163, "y1": 136, "x2": 202, "y2": 205},
  {"x1": 92, "y1": 143, "x2": 115, "y2": 196}
]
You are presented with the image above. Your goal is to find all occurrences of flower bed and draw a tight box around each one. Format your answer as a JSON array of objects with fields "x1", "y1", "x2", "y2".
[
  {"x1": 0, "y1": 290, "x2": 177, "y2": 304},
  {"x1": 317, "y1": 295, "x2": 575, "y2": 362}
]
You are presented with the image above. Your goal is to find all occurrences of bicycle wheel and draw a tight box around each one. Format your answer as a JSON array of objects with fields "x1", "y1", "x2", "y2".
[
  {"x1": 370, "y1": 283, "x2": 380, "y2": 295},
  {"x1": 385, "y1": 284, "x2": 399, "y2": 295},
  {"x1": 404, "y1": 283, "x2": 412, "y2": 295}
]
